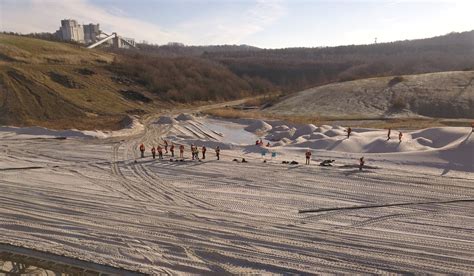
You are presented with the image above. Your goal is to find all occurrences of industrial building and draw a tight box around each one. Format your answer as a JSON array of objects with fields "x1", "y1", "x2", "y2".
[{"x1": 55, "y1": 19, "x2": 135, "y2": 49}]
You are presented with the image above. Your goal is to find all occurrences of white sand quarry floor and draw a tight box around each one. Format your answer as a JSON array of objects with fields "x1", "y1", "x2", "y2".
[{"x1": 0, "y1": 115, "x2": 473, "y2": 274}]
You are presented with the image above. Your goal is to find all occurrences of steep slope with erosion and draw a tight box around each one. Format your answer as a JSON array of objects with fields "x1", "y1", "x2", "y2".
[{"x1": 267, "y1": 71, "x2": 474, "y2": 119}]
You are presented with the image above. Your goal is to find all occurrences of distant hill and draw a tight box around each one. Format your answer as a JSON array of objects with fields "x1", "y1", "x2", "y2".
[
  {"x1": 204, "y1": 31, "x2": 474, "y2": 93},
  {"x1": 1, "y1": 31, "x2": 474, "y2": 129},
  {"x1": 0, "y1": 34, "x2": 271, "y2": 129},
  {"x1": 267, "y1": 71, "x2": 474, "y2": 119}
]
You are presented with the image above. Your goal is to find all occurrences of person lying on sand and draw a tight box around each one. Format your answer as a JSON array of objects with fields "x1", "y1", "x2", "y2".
[{"x1": 320, "y1": 160, "x2": 335, "y2": 166}]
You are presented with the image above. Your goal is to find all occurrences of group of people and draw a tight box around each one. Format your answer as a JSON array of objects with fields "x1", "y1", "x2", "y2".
[
  {"x1": 139, "y1": 140, "x2": 220, "y2": 161},
  {"x1": 346, "y1": 127, "x2": 403, "y2": 143},
  {"x1": 386, "y1": 128, "x2": 403, "y2": 143},
  {"x1": 255, "y1": 139, "x2": 271, "y2": 147}
]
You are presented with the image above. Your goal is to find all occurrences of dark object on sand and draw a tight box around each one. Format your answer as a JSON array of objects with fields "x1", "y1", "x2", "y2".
[
  {"x1": 290, "y1": 161, "x2": 299, "y2": 165},
  {"x1": 320, "y1": 160, "x2": 335, "y2": 166},
  {"x1": 233, "y1": 159, "x2": 239, "y2": 162},
  {"x1": 242, "y1": 158, "x2": 248, "y2": 163},
  {"x1": 282, "y1": 161, "x2": 289, "y2": 164}
]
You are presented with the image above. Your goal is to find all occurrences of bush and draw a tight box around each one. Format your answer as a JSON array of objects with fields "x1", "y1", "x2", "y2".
[
  {"x1": 391, "y1": 96, "x2": 407, "y2": 110},
  {"x1": 388, "y1": 76, "x2": 404, "y2": 87}
]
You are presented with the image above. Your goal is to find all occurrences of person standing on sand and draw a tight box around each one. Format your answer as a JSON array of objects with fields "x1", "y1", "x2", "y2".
[
  {"x1": 191, "y1": 145, "x2": 195, "y2": 160},
  {"x1": 193, "y1": 146, "x2": 199, "y2": 160},
  {"x1": 139, "y1": 143, "x2": 145, "y2": 158},
  {"x1": 170, "y1": 143, "x2": 175, "y2": 157},
  {"x1": 399, "y1": 131, "x2": 403, "y2": 143},
  {"x1": 202, "y1": 146, "x2": 207, "y2": 159},
  {"x1": 305, "y1": 150, "x2": 312, "y2": 165},
  {"x1": 347, "y1": 127, "x2": 352, "y2": 138},
  {"x1": 471, "y1": 122, "x2": 474, "y2": 132},
  {"x1": 215, "y1": 146, "x2": 221, "y2": 160},
  {"x1": 164, "y1": 140, "x2": 168, "y2": 154},
  {"x1": 359, "y1": 157, "x2": 365, "y2": 171},
  {"x1": 151, "y1": 146, "x2": 156, "y2": 159},
  {"x1": 179, "y1": 145, "x2": 184, "y2": 159},
  {"x1": 157, "y1": 145, "x2": 163, "y2": 159},
  {"x1": 387, "y1": 128, "x2": 391, "y2": 140}
]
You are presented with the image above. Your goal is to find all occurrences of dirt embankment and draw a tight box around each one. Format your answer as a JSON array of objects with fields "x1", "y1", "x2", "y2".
[{"x1": 268, "y1": 71, "x2": 474, "y2": 119}]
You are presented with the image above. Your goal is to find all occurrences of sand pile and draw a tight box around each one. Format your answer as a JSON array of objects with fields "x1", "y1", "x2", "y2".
[
  {"x1": 245, "y1": 120, "x2": 272, "y2": 133},
  {"x1": 292, "y1": 124, "x2": 317, "y2": 139},
  {"x1": 176, "y1": 113, "x2": 196, "y2": 121}
]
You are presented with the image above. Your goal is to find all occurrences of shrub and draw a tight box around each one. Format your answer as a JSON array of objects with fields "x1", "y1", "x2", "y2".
[
  {"x1": 391, "y1": 96, "x2": 407, "y2": 110},
  {"x1": 388, "y1": 76, "x2": 404, "y2": 87}
]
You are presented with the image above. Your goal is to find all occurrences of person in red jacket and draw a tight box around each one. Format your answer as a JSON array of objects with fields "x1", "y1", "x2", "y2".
[
  {"x1": 305, "y1": 150, "x2": 312, "y2": 165},
  {"x1": 151, "y1": 146, "x2": 156, "y2": 159},
  {"x1": 157, "y1": 145, "x2": 163, "y2": 159},
  {"x1": 164, "y1": 140, "x2": 168, "y2": 154},
  {"x1": 202, "y1": 146, "x2": 207, "y2": 159},
  {"x1": 139, "y1": 144, "x2": 145, "y2": 158},
  {"x1": 179, "y1": 145, "x2": 184, "y2": 159},
  {"x1": 170, "y1": 143, "x2": 175, "y2": 157}
]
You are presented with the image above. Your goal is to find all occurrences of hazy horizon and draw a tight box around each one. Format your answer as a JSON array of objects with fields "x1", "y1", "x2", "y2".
[{"x1": 1, "y1": 0, "x2": 472, "y2": 48}]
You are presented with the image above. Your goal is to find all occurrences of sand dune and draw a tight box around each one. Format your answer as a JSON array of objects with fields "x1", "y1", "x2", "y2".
[{"x1": 0, "y1": 114, "x2": 472, "y2": 274}]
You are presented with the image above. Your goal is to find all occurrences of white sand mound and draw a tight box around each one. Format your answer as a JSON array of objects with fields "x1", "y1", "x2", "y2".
[
  {"x1": 266, "y1": 130, "x2": 294, "y2": 141},
  {"x1": 292, "y1": 124, "x2": 317, "y2": 139},
  {"x1": 245, "y1": 120, "x2": 272, "y2": 133},
  {"x1": 411, "y1": 127, "x2": 467, "y2": 148},
  {"x1": 155, "y1": 116, "x2": 177, "y2": 125},
  {"x1": 176, "y1": 113, "x2": 196, "y2": 121},
  {"x1": 293, "y1": 136, "x2": 309, "y2": 144},
  {"x1": 324, "y1": 129, "x2": 345, "y2": 137},
  {"x1": 439, "y1": 133, "x2": 474, "y2": 172},
  {"x1": 362, "y1": 137, "x2": 428, "y2": 153},
  {"x1": 309, "y1": 133, "x2": 328, "y2": 140},
  {"x1": 273, "y1": 125, "x2": 290, "y2": 131},
  {"x1": 415, "y1": 137, "x2": 433, "y2": 147}
]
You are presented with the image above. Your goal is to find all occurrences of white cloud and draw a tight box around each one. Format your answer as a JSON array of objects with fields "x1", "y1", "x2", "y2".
[
  {"x1": 0, "y1": 0, "x2": 182, "y2": 44},
  {"x1": 176, "y1": 0, "x2": 286, "y2": 45},
  {"x1": 0, "y1": 0, "x2": 285, "y2": 45}
]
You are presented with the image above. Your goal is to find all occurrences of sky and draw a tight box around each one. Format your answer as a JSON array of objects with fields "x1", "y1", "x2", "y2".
[{"x1": 0, "y1": 0, "x2": 473, "y2": 48}]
